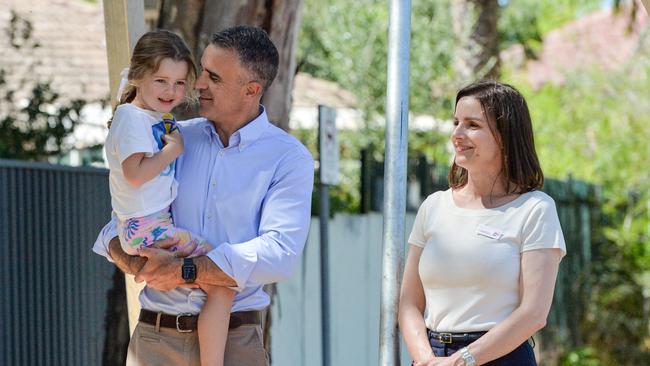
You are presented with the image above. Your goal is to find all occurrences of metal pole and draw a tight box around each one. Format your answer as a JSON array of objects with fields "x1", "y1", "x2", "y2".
[
  {"x1": 380, "y1": 0, "x2": 411, "y2": 365},
  {"x1": 319, "y1": 183, "x2": 330, "y2": 366}
]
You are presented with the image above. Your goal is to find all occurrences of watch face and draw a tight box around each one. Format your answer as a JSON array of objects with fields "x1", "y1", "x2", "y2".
[{"x1": 182, "y1": 261, "x2": 196, "y2": 283}]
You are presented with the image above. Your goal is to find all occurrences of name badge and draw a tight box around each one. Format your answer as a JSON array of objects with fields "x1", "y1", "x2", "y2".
[{"x1": 476, "y1": 224, "x2": 503, "y2": 240}]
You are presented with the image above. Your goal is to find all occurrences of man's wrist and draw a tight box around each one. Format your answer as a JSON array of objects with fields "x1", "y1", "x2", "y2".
[
  {"x1": 181, "y1": 257, "x2": 197, "y2": 283},
  {"x1": 127, "y1": 255, "x2": 147, "y2": 275},
  {"x1": 195, "y1": 255, "x2": 237, "y2": 287}
]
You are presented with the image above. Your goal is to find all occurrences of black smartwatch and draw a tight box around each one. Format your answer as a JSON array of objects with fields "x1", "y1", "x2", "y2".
[{"x1": 181, "y1": 258, "x2": 197, "y2": 284}]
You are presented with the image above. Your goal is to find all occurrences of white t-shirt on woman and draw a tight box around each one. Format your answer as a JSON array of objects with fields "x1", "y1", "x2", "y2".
[{"x1": 408, "y1": 189, "x2": 566, "y2": 333}]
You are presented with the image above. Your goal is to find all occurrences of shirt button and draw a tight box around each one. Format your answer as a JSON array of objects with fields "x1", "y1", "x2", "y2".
[
  {"x1": 212, "y1": 182, "x2": 216, "y2": 187},
  {"x1": 219, "y1": 151, "x2": 225, "y2": 156}
]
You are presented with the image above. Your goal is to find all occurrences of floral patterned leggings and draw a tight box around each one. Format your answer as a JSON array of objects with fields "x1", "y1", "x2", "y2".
[{"x1": 117, "y1": 208, "x2": 212, "y2": 256}]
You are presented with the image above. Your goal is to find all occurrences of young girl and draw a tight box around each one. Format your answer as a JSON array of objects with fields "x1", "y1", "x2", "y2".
[{"x1": 105, "y1": 30, "x2": 234, "y2": 366}]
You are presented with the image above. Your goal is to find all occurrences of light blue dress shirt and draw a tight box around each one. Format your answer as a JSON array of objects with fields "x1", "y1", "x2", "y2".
[{"x1": 93, "y1": 107, "x2": 314, "y2": 314}]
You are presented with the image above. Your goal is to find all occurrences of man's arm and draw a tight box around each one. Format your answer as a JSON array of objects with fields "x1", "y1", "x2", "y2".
[
  {"x1": 107, "y1": 236, "x2": 147, "y2": 276},
  {"x1": 136, "y1": 150, "x2": 314, "y2": 292},
  {"x1": 205, "y1": 152, "x2": 315, "y2": 290},
  {"x1": 92, "y1": 216, "x2": 147, "y2": 277},
  {"x1": 136, "y1": 240, "x2": 236, "y2": 291}
]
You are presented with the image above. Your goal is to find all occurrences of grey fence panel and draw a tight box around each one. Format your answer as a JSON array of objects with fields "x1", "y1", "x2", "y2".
[{"x1": 0, "y1": 159, "x2": 114, "y2": 366}]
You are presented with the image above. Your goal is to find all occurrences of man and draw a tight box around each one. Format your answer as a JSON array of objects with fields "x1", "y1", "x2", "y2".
[{"x1": 93, "y1": 26, "x2": 314, "y2": 366}]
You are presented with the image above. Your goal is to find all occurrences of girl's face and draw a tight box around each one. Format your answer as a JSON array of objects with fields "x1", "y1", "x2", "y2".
[
  {"x1": 451, "y1": 96, "x2": 502, "y2": 174},
  {"x1": 132, "y1": 58, "x2": 189, "y2": 113}
]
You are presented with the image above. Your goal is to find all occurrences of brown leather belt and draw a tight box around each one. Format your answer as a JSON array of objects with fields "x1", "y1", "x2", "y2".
[{"x1": 139, "y1": 309, "x2": 261, "y2": 333}]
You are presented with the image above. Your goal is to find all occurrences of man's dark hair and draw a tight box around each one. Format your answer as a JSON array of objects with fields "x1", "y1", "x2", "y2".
[
  {"x1": 211, "y1": 26, "x2": 279, "y2": 92},
  {"x1": 448, "y1": 80, "x2": 544, "y2": 193}
]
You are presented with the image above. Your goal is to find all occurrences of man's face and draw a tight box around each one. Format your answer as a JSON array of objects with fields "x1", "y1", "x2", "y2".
[{"x1": 195, "y1": 45, "x2": 251, "y2": 125}]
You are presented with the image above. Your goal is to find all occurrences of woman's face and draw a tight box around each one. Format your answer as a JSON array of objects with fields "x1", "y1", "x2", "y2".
[{"x1": 451, "y1": 96, "x2": 502, "y2": 174}]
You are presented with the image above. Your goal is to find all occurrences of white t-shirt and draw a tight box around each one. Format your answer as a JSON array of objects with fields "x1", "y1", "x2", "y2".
[
  {"x1": 105, "y1": 103, "x2": 178, "y2": 220},
  {"x1": 408, "y1": 189, "x2": 566, "y2": 332}
]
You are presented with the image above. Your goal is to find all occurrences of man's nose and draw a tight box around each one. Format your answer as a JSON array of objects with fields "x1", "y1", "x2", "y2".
[{"x1": 195, "y1": 73, "x2": 207, "y2": 90}]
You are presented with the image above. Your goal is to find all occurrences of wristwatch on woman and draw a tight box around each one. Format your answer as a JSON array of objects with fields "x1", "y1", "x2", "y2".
[{"x1": 459, "y1": 347, "x2": 476, "y2": 366}]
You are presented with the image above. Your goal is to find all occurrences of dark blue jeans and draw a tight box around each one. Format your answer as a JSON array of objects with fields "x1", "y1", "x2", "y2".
[{"x1": 428, "y1": 332, "x2": 537, "y2": 365}]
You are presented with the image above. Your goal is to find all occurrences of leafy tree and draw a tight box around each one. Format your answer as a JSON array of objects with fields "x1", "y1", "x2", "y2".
[
  {"x1": 499, "y1": 0, "x2": 601, "y2": 58},
  {"x1": 505, "y1": 30, "x2": 650, "y2": 365},
  {"x1": 0, "y1": 11, "x2": 86, "y2": 161},
  {"x1": 298, "y1": 0, "x2": 456, "y2": 119}
]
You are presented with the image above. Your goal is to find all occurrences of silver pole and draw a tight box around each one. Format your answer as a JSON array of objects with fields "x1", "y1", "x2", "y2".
[{"x1": 380, "y1": 0, "x2": 411, "y2": 365}]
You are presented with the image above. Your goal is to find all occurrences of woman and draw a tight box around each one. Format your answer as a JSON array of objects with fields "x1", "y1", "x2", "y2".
[{"x1": 399, "y1": 80, "x2": 566, "y2": 366}]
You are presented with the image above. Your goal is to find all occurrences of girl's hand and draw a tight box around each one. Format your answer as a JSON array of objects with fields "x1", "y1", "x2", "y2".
[{"x1": 162, "y1": 130, "x2": 184, "y2": 157}]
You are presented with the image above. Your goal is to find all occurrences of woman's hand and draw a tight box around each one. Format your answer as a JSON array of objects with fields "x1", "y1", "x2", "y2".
[{"x1": 417, "y1": 355, "x2": 462, "y2": 366}]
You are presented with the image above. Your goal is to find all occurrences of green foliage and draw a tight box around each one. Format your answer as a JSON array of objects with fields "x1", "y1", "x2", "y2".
[
  {"x1": 504, "y1": 31, "x2": 650, "y2": 364},
  {"x1": 560, "y1": 347, "x2": 601, "y2": 366},
  {"x1": 513, "y1": 61, "x2": 650, "y2": 270},
  {"x1": 499, "y1": 0, "x2": 602, "y2": 58},
  {"x1": 298, "y1": 0, "x2": 456, "y2": 119},
  {"x1": 0, "y1": 12, "x2": 86, "y2": 161},
  {"x1": 0, "y1": 77, "x2": 85, "y2": 161},
  {"x1": 298, "y1": 0, "x2": 604, "y2": 121}
]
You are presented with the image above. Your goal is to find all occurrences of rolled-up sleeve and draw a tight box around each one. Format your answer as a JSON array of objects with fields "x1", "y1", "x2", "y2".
[
  {"x1": 206, "y1": 153, "x2": 314, "y2": 291},
  {"x1": 92, "y1": 214, "x2": 118, "y2": 263}
]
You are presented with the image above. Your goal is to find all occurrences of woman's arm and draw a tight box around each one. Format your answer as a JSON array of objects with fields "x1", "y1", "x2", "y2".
[
  {"x1": 121, "y1": 131, "x2": 183, "y2": 188},
  {"x1": 458, "y1": 248, "x2": 563, "y2": 365},
  {"x1": 399, "y1": 245, "x2": 436, "y2": 363}
]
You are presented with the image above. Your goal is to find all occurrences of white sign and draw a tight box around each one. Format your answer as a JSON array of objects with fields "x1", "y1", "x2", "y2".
[{"x1": 319, "y1": 105, "x2": 339, "y2": 185}]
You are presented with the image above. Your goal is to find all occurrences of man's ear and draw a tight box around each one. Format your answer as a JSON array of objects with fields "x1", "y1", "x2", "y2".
[{"x1": 245, "y1": 81, "x2": 263, "y2": 98}]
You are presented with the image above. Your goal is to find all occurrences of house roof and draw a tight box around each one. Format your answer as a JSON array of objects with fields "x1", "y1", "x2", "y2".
[
  {"x1": 292, "y1": 72, "x2": 358, "y2": 109},
  {"x1": 1, "y1": 0, "x2": 110, "y2": 102},
  {"x1": 524, "y1": 3, "x2": 648, "y2": 88}
]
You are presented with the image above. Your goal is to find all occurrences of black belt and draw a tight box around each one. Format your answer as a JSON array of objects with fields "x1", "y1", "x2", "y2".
[
  {"x1": 427, "y1": 330, "x2": 486, "y2": 344},
  {"x1": 139, "y1": 309, "x2": 261, "y2": 333}
]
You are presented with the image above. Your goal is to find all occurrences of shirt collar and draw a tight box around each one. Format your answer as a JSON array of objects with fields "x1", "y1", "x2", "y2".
[
  {"x1": 237, "y1": 105, "x2": 270, "y2": 150},
  {"x1": 201, "y1": 105, "x2": 270, "y2": 150}
]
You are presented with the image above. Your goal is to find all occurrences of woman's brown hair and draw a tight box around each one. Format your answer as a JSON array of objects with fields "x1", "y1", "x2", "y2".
[{"x1": 448, "y1": 80, "x2": 544, "y2": 193}]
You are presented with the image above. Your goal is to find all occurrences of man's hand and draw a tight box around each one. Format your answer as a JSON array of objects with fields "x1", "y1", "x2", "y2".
[
  {"x1": 135, "y1": 237, "x2": 197, "y2": 291},
  {"x1": 108, "y1": 237, "x2": 147, "y2": 275}
]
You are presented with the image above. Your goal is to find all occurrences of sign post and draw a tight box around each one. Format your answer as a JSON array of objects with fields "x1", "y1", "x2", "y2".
[{"x1": 318, "y1": 105, "x2": 338, "y2": 366}]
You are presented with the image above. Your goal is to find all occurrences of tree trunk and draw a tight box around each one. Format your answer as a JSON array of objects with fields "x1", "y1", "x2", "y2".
[
  {"x1": 102, "y1": 268, "x2": 130, "y2": 366},
  {"x1": 451, "y1": 0, "x2": 500, "y2": 84},
  {"x1": 158, "y1": 0, "x2": 304, "y2": 130}
]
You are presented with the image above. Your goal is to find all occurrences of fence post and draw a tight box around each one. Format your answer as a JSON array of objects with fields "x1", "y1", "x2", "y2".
[{"x1": 102, "y1": 0, "x2": 146, "y2": 335}]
